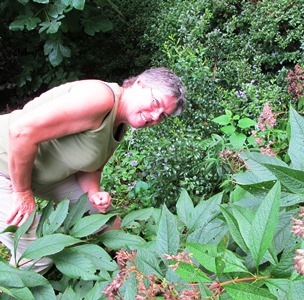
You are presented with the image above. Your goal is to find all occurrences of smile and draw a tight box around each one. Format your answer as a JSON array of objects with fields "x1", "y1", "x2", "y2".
[{"x1": 140, "y1": 112, "x2": 148, "y2": 123}]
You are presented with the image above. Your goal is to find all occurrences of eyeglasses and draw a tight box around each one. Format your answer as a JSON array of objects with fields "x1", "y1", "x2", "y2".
[{"x1": 150, "y1": 89, "x2": 169, "y2": 121}]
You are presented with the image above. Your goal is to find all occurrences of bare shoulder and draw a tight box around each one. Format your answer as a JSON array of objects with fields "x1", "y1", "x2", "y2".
[{"x1": 69, "y1": 80, "x2": 116, "y2": 109}]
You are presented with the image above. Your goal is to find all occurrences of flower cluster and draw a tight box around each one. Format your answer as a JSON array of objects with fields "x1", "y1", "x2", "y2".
[
  {"x1": 291, "y1": 207, "x2": 304, "y2": 275},
  {"x1": 219, "y1": 149, "x2": 245, "y2": 173},
  {"x1": 103, "y1": 250, "x2": 201, "y2": 299},
  {"x1": 257, "y1": 102, "x2": 277, "y2": 131},
  {"x1": 251, "y1": 102, "x2": 277, "y2": 157},
  {"x1": 163, "y1": 252, "x2": 193, "y2": 271}
]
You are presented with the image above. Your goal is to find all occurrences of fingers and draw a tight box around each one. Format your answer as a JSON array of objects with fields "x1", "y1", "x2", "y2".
[
  {"x1": 89, "y1": 192, "x2": 112, "y2": 213},
  {"x1": 6, "y1": 191, "x2": 36, "y2": 227}
]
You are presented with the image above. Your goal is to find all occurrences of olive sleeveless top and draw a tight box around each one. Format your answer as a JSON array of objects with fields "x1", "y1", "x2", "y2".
[{"x1": 0, "y1": 80, "x2": 126, "y2": 185}]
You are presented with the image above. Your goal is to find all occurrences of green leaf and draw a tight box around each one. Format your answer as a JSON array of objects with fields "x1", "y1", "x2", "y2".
[
  {"x1": 136, "y1": 248, "x2": 163, "y2": 278},
  {"x1": 225, "y1": 282, "x2": 277, "y2": 299},
  {"x1": 14, "y1": 209, "x2": 37, "y2": 263},
  {"x1": 220, "y1": 125, "x2": 236, "y2": 135},
  {"x1": 238, "y1": 117, "x2": 257, "y2": 129},
  {"x1": 31, "y1": 285, "x2": 56, "y2": 300},
  {"x1": 220, "y1": 206, "x2": 248, "y2": 252},
  {"x1": 262, "y1": 163, "x2": 304, "y2": 194},
  {"x1": 70, "y1": 0, "x2": 85, "y2": 10},
  {"x1": 0, "y1": 286, "x2": 35, "y2": 300},
  {"x1": 69, "y1": 213, "x2": 114, "y2": 238},
  {"x1": 229, "y1": 132, "x2": 247, "y2": 149},
  {"x1": 100, "y1": 230, "x2": 146, "y2": 250},
  {"x1": 265, "y1": 278, "x2": 304, "y2": 299},
  {"x1": 39, "y1": 18, "x2": 63, "y2": 34},
  {"x1": 156, "y1": 205, "x2": 180, "y2": 257},
  {"x1": 64, "y1": 193, "x2": 88, "y2": 232},
  {"x1": 288, "y1": 106, "x2": 304, "y2": 170},
  {"x1": 83, "y1": 16, "x2": 113, "y2": 36},
  {"x1": 44, "y1": 40, "x2": 71, "y2": 67},
  {"x1": 187, "y1": 243, "x2": 248, "y2": 273},
  {"x1": 176, "y1": 189, "x2": 194, "y2": 228},
  {"x1": 9, "y1": 14, "x2": 41, "y2": 31},
  {"x1": 37, "y1": 201, "x2": 54, "y2": 237},
  {"x1": 248, "y1": 182, "x2": 281, "y2": 266},
  {"x1": 0, "y1": 262, "x2": 49, "y2": 288},
  {"x1": 190, "y1": 193, "x2": 222, "y2": 230},
  {"x1": 231, "y1": 205, "x2": 254, "y2": 248},
  {"x1": 20, "y1": 234, "x2": 81, "y2": 260},
  {"x1": 72, "y1": 244, "x2": 117, "y2": 272},
  {"x1": 43, "y1": 199, "x2": 69, "y2": 235},
  {"x1": 174, "y1": 262, "x2": 211, "y2": 283},
  {"x1": 121, "y1": 207, "x2": 154, "y2": 228},
  {"x1": 212, "y1": 115, "x2": 231, "y2": 125},
  {"x1": 33, "y1": 0, "x2": 49, "y2": 3},
  {"x1": 51, "y1": 248, "x2": 100, "y2": 280},
  {"x1": 187, "y1": 219, "x2": 228, "y2": 244},
  {"x1": 240, "y1": 152, "x2": 288, "y2": 181},
  {"x1": 1, "y1": 225, "x2": 18, "y2": 233}
]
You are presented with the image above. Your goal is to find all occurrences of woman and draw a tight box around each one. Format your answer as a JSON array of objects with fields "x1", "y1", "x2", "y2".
[{"x1": 0, "y1": 67, "x2": 186, "y2": 273}]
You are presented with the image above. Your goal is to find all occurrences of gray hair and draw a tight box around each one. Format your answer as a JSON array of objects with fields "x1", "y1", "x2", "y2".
[{"x1": 123, "y1": 67, "x2": 186, "y2": 116}]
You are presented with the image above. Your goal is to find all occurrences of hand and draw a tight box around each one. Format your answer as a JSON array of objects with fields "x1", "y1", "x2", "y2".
[
  {"x1": 88, "y1": 191, "x2": 112, "y2": 213},
  {"x1": 6, "y1": 190, "x2": 36, "y2": 227}
]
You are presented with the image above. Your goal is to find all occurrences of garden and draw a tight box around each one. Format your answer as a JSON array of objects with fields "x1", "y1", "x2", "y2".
[{"x1": 1, "y1": 0, "x2": 304, "y2": 299}]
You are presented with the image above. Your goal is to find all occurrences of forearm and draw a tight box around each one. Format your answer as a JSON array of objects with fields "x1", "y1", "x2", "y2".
[
  {"x1": 76, "y1": 170, "x2": 102, "y2": 196},
  {"x1": 8, "y1": 131, "x2": 38, "y2": 192}
]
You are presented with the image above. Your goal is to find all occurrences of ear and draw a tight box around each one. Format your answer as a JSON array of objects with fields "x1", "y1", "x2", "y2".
[{"x1": 135, "y1": 78, "x2": 145, "y2": 88}]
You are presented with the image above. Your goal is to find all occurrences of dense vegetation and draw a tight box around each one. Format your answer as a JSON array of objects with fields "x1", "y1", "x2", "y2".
[{"x1": 1, "y1": 0, "x2": 304, "y2": 299}]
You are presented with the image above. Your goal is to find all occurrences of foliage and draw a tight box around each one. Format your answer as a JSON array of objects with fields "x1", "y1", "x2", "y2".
[
  {"x1": 125, "y1": 0, "x2": 304, "y2": 206},
  {"x1": 1, "y1": 106, "x2": 304, "y2": 299},
  {"x1": 0, "y1": 0, "x2": 157, "y2": 106}
]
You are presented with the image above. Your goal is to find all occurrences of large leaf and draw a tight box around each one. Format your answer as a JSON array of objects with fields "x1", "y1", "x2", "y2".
[
  {"x1": 136, "y1": 248, "x2": 163, "y2": 278},
  {"x1": 9, "y1": 13, "x2": 40, "y2": 31},
  {"x1": 44, "y1": 40, "x2": 71, "y2": 66},
  {"x1": 262, "y1": 163, "x2": 304, "y2": 194},
  {"x1": 0, "y1": 262, "x2": 49, "y2": 288},
  {"x1": 190, "y1": 193, "x2": 222, "y2": 230},
  {"x1": 51, "y1": 248, "x2": 100, "y2": 280},
  {"x1": 239, "y1": 152, "x2": 288, "y2": 181},
  {"x1": 121, "y1": 207, "x2": 154, "y2": 228},
  {"x1": 231, "y1": 205, "x2": 254, "y2": 248},
  {"x1": 156, "y1": 205, "x2": 180, "y2": 257},
  {"x1": 20, "y1": 234, "x2": 81, "y2": 260},
  {"x1": 14, "y1": 210, "x2": 37, "y2": 263},
  {"x1": 265, "y1": 278, "x2": 304, "y2": 299},
  {"x1": 186, "y1": 218, "x2": 228, "y2": 244},
  {"x1": 225, "y1": 282, "x2": 277, "y2": 299},
  {"x1": 174, "y1": 262, "x2": 211, "y2": 283},
  {"x1": 64, "y1": 193, "x2": 88, "y2": 232},
  {"x1": 0, "y1": 286, "x2": 35, "y2": 300},
  {"x1": 187, "y1": 243, "x2": 248, "y2": 273},
  {"x1": 288, "y1": 106, "x2": 304, "y2": 170},
  {"x1": 69, "y1": 213, "x2": 114, "y2": 238},
  {"x1": 100, "y1": 230, "x2": 146, "y2": 250},
  {"x1": 72, "y1": 244, "x2": 117, "y2": 272},
  {"x1": 176, "y1": 189, "x2": 194, "y2": 228},
  {"x1": 220, "y1": 206, "x2": 249, "y2": 252},
  {"x1": 248, "y1": 182, "x2": 281, "y2": 266},
  {"x1": 42, "y1": 199, "x2": 69, "y2": 235}
]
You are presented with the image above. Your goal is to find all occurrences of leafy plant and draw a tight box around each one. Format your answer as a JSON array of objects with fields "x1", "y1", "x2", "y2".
[{"x1": 1, "y1": 103, "x2": 304, "y2": 298}]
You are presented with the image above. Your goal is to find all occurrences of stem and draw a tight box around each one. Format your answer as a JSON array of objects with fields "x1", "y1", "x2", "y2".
[{"x1": 209, "y1": 275, "x2": 271, "y2": 290}]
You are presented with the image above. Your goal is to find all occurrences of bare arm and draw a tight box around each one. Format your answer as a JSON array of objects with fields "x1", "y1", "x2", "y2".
[
  {"x1": 7, "y1": 81, "x2": 115, "y2": 225},
  {"x1": 76, "y1": 150, "x2": 115, "y2": 213}
]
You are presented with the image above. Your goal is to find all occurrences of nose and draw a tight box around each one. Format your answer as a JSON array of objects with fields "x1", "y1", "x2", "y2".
[{"x1": 150, "y1": 110, "x2": 161, "y2": 121}]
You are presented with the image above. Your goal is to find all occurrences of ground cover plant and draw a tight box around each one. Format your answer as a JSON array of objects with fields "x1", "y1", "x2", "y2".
[{"x1": 1, "y1": 105, "x2": 304, "y2": 299}]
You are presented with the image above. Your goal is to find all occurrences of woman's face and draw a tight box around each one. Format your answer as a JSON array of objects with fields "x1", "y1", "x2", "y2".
[{"x1": 125, "y1": 85, "x2": 177, "y2": 129}]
